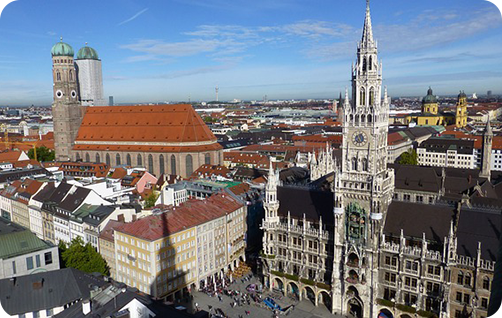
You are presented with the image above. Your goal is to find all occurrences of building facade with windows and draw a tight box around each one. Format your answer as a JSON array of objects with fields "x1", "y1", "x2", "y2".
[
  {"x1": 70, "y1": 104, "x2": 223, "y2": 178},
  {"x1": 260, "y1": 2, "x2": 501, "y2": 317},
  {"x1": 0, "y1": 218, "x2": 60, "y2": 279},
  {"x1": 114, "y1": 192, "x2": 246, "y2": 301}
]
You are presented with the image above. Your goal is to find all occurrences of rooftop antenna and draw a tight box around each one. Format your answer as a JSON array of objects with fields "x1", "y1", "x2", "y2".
[{"x1": 215, "y1": 85, "x2": 219, "y2": 102}]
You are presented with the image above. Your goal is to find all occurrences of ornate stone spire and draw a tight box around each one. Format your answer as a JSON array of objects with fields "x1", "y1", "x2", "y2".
[
  {"x1": 361, "y1": 0, "x2": 375, "y2": 47},
  {"x1": 485, "y1": 116, "x2": 493, "y2": 136}
]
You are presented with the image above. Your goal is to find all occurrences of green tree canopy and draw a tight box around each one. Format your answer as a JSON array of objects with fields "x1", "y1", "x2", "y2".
[
  {"x1": 59, "y1": 237, "x2": 109, "y2": 275},
  {"x1": 397, "y1": 149, "x2": 418, "y2": 165},
  {"x1": 144, "y1": 192, "x2": 158, "y2": 208},
  {"x1": 28, "y1": 146, "x2": 55, "y2": 162}
]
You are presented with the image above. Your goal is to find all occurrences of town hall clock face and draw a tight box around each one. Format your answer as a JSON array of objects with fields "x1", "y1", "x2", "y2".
[{"x1": 352, "y1": 131, "x2": 367, "y2": 147}]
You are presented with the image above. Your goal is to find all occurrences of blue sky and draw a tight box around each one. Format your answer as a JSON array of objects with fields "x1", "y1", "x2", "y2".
[{"x1": 0, "y1": 0, "x2": 501, "y2": 105}]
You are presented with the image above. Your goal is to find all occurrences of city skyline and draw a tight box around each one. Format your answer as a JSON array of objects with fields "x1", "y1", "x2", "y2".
[{"x1": 0, "y1": 0, "x2": 501, "y2": 105}]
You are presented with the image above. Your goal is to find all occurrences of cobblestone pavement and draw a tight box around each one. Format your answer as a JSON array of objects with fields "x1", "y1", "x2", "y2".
[{"x1": 184, "y1": 274, "x2": 346, "y2": 318}]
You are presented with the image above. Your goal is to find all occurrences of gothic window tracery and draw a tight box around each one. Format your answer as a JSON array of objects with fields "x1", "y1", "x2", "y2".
[
  {"x1": 362, "y1": 57, "x2": 367, "y2": 72},
  {"x1": 369, "y1": 56, "x2": 372, "y2": 70},
  {"x1": 360, "y1": 88, "x2": 366, "y2": 106},
  {"x1": 369, "y1": 87, "x2": 375, "y2": 105}
]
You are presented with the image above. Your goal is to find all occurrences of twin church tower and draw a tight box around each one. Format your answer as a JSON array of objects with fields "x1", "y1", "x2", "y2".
[{"x1": 50, "y1": 39, "x2": 106, "y2": 161}]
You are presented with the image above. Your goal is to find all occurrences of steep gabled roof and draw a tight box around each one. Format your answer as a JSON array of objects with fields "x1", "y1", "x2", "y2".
[{"x1": 74, "y1": 104, "x2": 221, "y2": 153}]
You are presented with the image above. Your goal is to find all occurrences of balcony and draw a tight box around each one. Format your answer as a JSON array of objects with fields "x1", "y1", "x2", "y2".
[{"x1": 403, "y1": 284, "x2": 418, "y2": 293}]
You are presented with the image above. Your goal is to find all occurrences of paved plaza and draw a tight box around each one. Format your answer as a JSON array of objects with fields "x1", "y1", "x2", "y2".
[{"x1": 182, "y1": 274, "x2": 346, "y2": 318}]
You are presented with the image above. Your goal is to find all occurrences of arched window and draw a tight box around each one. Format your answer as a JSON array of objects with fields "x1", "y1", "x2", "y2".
[
  {"x1": 148, "y1": 154, "x2": 154, "y2": 174},
  {"x1": 457, "y1": 271, "x2": 464, "y2": 285},
  {"x1": 205, "y1": 153, "x2": 211, "y2": 165},
  {"x1": 105, "y1": 154, "x2": 110, "y2": 166},
  {"x1": 465, "y1": 272, "x2": 471, "y2": 286},
  {"x1": 352, "y1": 158, "x2": 357, "y2": 171},
  {"x1": 116, "y1": 153, "x2": 121, "y2": 166},
  {"x1": 96, "y1": 153, "x2": 100, "y2": 163},
  {"x1": 75, "y1": 152, "x2": 81, "y2": 161},
  {"x1": 369, "y1": 56, "x2": 372, "y2": 70},
  {"x1": 369, "y1": 87, "x2": 375, "y2": 105},
  {"x1": 483, "y1": 277, "x2": 490, "y2": 290},
  {"x1": 126, "y1": 154, "x2": 131, "y2": 166},
  {"x1": 355, "y1": 115, "x2": 359, "y2": 125},
  {"x1": 186, "y1": 154, "x2": 193, "y2": 176},
  {"x1": 360, "y1": 88, "x2": 366, "y2": 106},
  {"x1": 367, "y1": 114, "x2": 372, "y2": 123},
  {"x1": 362, "y1": 158, "x2": 368, "y2": 171},
  {"x1": 362, "y1": 57, "x2": 367, "y2": 72},
  {"x1": 56, "y1": 72, "x2": 61, "y2": 81},
  {"x1": 361, "y1": 114, "x2": 366, "y2": 124},
  {"x1": 171, "y1": 155, "x2": 176, "y2": 175},
  {"x1": 85, "y1": 153, "x2": 90, "y2": 162},
  {"x1": 350, "y1": 114, "x2": 354, "y2": 123},
  {"x1": 159, "y1": 154, "x2": 165, "y2": 175},
  {"x1": 137, "y1": 154, "x2": 143, "y2": 166}
]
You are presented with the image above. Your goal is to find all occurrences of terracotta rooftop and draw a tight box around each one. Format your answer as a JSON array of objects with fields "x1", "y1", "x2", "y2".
[
  {"x1": 74, "y1": 104, "x2": 221, "y2": 152},
  {"x1": 191, "y1": 164, "x2": 231, "y2": 179},
  {"x1": 115, "y1": 193, "x2": 244, "y2": 241}
]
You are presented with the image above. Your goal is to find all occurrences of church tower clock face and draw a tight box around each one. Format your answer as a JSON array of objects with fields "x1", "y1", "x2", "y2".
[{"x1": 352, "y1": 131, "x2": 367, "y2": 147}]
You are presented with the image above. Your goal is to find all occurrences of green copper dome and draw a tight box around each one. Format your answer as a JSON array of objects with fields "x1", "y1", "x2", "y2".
[
  {"x1": 422, "y1": 87, "x2": 437, "y2": 104},
  {"x1": 77, "y1": 44, "x2": 99, "y2": 60},
  {"x1": 51, "y1": 38, "x2": 74, "y2": 57}
]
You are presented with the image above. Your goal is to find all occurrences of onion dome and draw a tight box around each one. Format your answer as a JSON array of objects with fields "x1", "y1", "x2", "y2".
[
  {"x1": 77, "y1": 43, "x2": 99, "y2": 60},
  {"x1": 422, "y1": 87, "x2": 437, "y2": 104},
  {"x1": 458, "y1": 90, "x2": 467, "y2": 98},
  {"x1": 51, "y1": 37, "x2": 74, "y2": 57}
]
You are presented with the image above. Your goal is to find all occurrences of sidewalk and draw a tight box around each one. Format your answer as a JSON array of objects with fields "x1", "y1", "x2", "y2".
[{"x1": 186, "y1": 272, "x2": 345, "y2": 318}]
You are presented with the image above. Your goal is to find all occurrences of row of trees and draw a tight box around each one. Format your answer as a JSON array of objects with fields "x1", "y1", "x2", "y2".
[{"x1": 58, "y1": 237, "x2": 109, "y2": 275}]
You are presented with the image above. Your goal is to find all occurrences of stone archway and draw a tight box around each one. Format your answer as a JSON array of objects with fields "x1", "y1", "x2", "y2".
[
  {"x1": 347, "y1": 297, "x2": 363, "y2": 318},
  {"x1": 273, "y1": 277, "x2": 284, "y2": 293},
  {"x1": 318, "y1": 290, "x2": 331, "y2": 311},
  {"x1": 303, "y1": 286, "x2": 316, "y2": 305},
  {"x1": 287, "y1": 281, "x2": 300, "y2": 299},
  {"x1": 378, "y1": 308, "x2": 394, "y2": 318}
]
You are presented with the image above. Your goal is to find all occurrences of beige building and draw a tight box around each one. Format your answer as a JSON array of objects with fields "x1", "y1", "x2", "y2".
[{"x1": 114, "y1": 192, "x2": 246, "y2": 301}]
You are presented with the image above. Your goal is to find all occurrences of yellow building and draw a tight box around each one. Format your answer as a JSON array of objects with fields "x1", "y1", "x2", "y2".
[
  {"x1": 114, "y1": 192, "x2": 246, "y2": 301},
  {"x1": 405, "y1": 88, "x2": 467, "y2": 127},
  {"x1": 455, "y1": 91, "x2": 468, "y2": 127}
]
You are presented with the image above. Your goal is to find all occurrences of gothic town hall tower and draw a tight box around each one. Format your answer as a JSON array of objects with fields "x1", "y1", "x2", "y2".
[{"x1": 332, "y1": 0, "x2": 395, "y2": 316}]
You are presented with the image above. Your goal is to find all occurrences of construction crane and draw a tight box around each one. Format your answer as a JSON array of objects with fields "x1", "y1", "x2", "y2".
[{"x1": 0, "y1": 127, "x2": 38, "y2": 161}]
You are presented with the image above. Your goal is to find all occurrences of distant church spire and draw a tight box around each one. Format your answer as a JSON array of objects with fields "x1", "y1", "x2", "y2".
[{"x1": 361, "y1": 0, "x2": 374, "y2": 47}]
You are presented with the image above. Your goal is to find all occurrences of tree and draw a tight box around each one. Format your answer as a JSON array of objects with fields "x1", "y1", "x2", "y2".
[
  {"x1": 397, "y1": 149, "x2": 418, "y2": 165},
  {"x1": 144, "y1": 192, "x2": 158, "y2": 208},
  {"x1": 28, "y1": 146, "x2": 55, "y2": 162},
  {"x1": 59, "y1": 237, "x2": 109, "y2": 275}
]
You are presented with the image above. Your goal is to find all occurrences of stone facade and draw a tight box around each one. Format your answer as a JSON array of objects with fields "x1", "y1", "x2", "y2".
[
  {"x1": 51, "y1": 41, "x2": 85, "y2": 161},
  {"x1": 72, "y1": 149, "x2": 222, "y2": 178}
]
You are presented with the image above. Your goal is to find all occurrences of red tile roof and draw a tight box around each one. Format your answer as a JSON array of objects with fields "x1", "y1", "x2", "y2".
[
  {"x1": 191, "y1": 164, "x2": 231, "y2": 179},
  {"x1": 74, "y1": 104, "x2": 222, "y2": 152},
  {"x1": 116, "y1": 193, "x2": 243, "y2": 241}
]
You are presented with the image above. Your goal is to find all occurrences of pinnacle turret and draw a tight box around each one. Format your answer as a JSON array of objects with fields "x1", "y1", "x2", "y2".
[{"x1": 361, "y1": 0, "x2": 375, "y2": 47}]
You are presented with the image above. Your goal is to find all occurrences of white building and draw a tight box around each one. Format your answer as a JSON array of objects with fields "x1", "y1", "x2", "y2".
[
  {"x1": 417, "y1": 138, "x2": 476, "y2": 169},
  {"x1": 75, "y1": 45, "x2": 106, "y2": 106}
]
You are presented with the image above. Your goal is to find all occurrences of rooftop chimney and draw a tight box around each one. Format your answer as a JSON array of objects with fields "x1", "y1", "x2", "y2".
[{"x1": 82, "y1": 300, "x2": 91, "y2": 315}]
